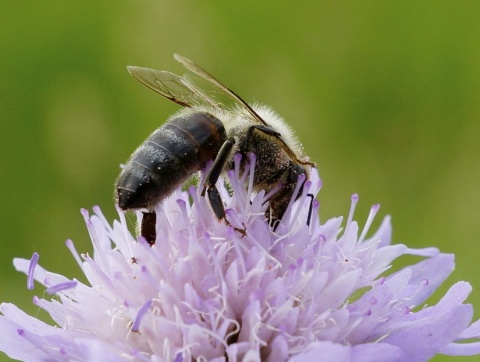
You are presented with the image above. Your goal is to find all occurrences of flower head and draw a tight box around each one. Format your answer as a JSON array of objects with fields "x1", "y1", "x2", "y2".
[{"x1": 1, "y1": 154, "x2": 480, "y2": 361}]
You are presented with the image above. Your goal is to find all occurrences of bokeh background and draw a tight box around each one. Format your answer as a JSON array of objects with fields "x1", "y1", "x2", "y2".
[{"x1": 1, "y1": 1, "x2": 480, "y2": 361}]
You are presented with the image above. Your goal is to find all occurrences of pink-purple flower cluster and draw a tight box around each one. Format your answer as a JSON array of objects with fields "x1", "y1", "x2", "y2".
[{"x1": 1, "y1": 154, "x2": 480, "y2": 361}]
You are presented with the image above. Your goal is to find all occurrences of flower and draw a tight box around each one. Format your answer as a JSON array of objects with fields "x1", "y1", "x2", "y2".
[{"x1": 1, "y1": 153, "x2": 480, "y2": 361}]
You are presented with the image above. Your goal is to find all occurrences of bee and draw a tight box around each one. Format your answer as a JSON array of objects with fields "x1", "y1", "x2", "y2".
[{"x1": 116, "y1": 54, "x2": 314, "y2": 244}]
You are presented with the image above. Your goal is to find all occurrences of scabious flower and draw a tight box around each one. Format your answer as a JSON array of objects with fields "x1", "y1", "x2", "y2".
[{"x1": 1, "y1": 153, "x2": 480, "y2": 361}]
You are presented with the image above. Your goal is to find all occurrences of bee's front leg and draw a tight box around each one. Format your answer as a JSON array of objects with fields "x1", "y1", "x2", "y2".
[{"x1": 202, "y1": 138, "x2": 245, "y2": 235}]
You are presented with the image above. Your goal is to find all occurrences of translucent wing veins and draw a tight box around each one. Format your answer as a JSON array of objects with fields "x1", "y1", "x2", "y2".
[
  {"x1": 174, "y1": 54, "x2": 269, "y2": 126},
  {"x1": 127, "y1": 55, "x2": 314, "y2": 167},
  {"x1": 127, "y1": 66, "x2": 194, "y2": 108},
  {"x1": 127, "y1": 55, "x2": 269, "y2": 126}
]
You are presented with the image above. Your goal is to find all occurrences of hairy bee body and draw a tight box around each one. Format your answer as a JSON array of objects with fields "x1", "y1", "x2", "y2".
[
  {"x1": 244, "y1": 135, "x2": 306, "y2": 218},
  {"x1": 116, "y1": 54, "x2": 314, "y2": 242},
  {"x1": 117, "y1": 111, "x2": 226, "y2": 210}
]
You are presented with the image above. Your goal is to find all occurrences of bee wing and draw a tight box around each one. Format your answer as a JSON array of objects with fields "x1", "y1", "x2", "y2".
[
  {"x1": 127, "y1": 56, "x2": 269, "y2": 126},
  {"x1": 127, "y1": 66, "x2": 208, "y2": 108},
  {"x1": 174, "y1": 54, "x2": 269, "y2": 126}
]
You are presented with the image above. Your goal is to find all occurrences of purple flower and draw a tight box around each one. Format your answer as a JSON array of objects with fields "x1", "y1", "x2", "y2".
[{"x1": 1, "y1": 154, "x2": 480, "y2": 361}]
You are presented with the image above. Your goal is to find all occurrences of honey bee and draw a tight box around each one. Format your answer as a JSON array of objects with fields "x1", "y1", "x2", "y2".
[{"x1": 116, "y1": 54, "x2": 314, "y2": 243}]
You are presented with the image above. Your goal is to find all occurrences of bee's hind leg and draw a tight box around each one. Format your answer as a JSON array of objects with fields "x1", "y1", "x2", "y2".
[{"x1": 141, "y1": 211, "x2": 156, "y2": 246}]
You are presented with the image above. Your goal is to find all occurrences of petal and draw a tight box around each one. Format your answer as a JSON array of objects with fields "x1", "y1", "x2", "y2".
[
  {"x1": 404, "y1": 254, "x2": 455, "y2": 306},
  {"x1": 372, "y1": 215, "x2": 392, "y2": 248},
  {"x1": 0, "y1": 303, "x2": 53, "y2": 335},
  {"x1": 319, "y1": 269, "x2": 362, "y2": 309},
  {"x1": 458, "y1": 318, "x2": 480, "y2": 339},
  {"x1": 383, "y1": 303, "x2": 473, "y2": 362},
  {"x1": 0, "y1": 317, "x2": 49, "y2": 361},
  {"x1": 440, "y1": 341, "x2": 480, "y2": 356},
  {"x1": 289, "y1": 341, "x2": 403, "y2": 362},
  {"x1": 351, "y1": 343, "x2": 403, "y2": 362},
  {"x1": 289, "y1": 341, "x2": 350, "y2": 362}
]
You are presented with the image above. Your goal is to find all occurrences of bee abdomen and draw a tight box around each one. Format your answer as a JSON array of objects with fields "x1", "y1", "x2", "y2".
[{"x1": 116, "y1": 111, "x2": 226, "y2": 210}]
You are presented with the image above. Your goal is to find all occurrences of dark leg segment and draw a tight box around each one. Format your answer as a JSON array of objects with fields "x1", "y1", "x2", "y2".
[
  {"x1": 268, "y1": 161, "x2": 307, "y2": 230},
  {"x1": 141, "y1": 211, "x2": 157, "y2": 246},
  {"x1": 306, "y1": 193, "x2": 315, "y2": 226},
  {"x1": 202, "y1": 137, "x2": 236, "y2": 220},
  {"x1": 202, "y1": 137, "x2": 246, "y2": 236},
  {"x1": 207, "y1": 187, "x2": 225, "y2": 220}
]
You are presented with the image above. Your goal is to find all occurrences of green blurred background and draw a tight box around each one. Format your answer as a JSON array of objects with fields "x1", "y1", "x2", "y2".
[{"x1": 1, "y1": 1, "x2": 480, "y2": 361}]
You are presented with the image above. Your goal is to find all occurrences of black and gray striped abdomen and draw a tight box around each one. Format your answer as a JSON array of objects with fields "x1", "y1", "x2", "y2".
[{"x1": 116, "y1": 111, "x2": 226, "y2": 210}]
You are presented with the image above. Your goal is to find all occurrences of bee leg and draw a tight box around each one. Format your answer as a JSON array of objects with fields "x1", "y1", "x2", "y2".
[
  {"x1": 202, "y1": 138, "x2": 246, "y2": 236},
  {"x1": 205, "y1": 188, "x2": 247, "y2": 236},
  {"x1": 306, "y1": 193, "x2": 315, "y2": 226},
  {"x1": 268, "y1": 161, "x2": 307, "y2": 230},
  {"x1": 202, "y1": 137, "x2": 236, "y2": 200},
  {"x1": 141, "y1": 211, "x2": 156, "y2": 246}
]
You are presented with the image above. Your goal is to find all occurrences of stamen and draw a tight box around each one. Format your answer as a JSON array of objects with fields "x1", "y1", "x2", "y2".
[
  {"x1": 137, "y1": 235, "x2": 151, "y2": 247},
  {"x1": 282, "y1": 173, "x2": 307, "y2": 222},
  {"x1": 233, "y1": 153, "x2": 242, "y2": 182},
  {"x1": 17, "y1": 329, "x2": 59, "y2": 359},
  {"x1": 263, "y1": 182, "x2": 283, "y2": 203},
  {"x1": 290, "y1": 179, "x2": 312, "y2": 227},
  {"x1": 116, "y1": 205, "x2": 134, "y2": 250},
  {"x1": 132, "y1": 299, "x2": 152, "y2": 332},
  {"x1": 308, "y1": 199, "x2": 320, "y2": 230},
  {"x1": 46, "y1": 280, "x2": 78, "y2": 295},
  {"x1": 189, "y1": 185, "x2": 207, "y2": 231},
  {"x1": 93, "y1": 205, "x2": 115, "y2": 239},
  {"x1": 65, "y1": 239, "x2": 83, "y2": 271},
  {"x1": 27, "y1": 252, "x2": 39, "y2": 290},
  {"x1": 247, "y1": 153, "x2": 256, "y2": 197},
  {"x1": 80, "y1": 208, "x2": 89, "y2": 221},
  {"x1": 177, "y1": 199, "x2": 195, "y2": 239},
  {"x1": 345, "y1": 194, "x2": 359, "y2": 236},
  {"x1": 227, "y1": 169, "x2": 244, "y2": 212},
  {"x1": 83, "y1": 209, "x2": 109, "y2": 270},
  {"x1": 141, "y1": 265, "x2": 161, "y2": 290},
  {"x1": 358, "y1": 204, "x2": 380, "y2": 244}
]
